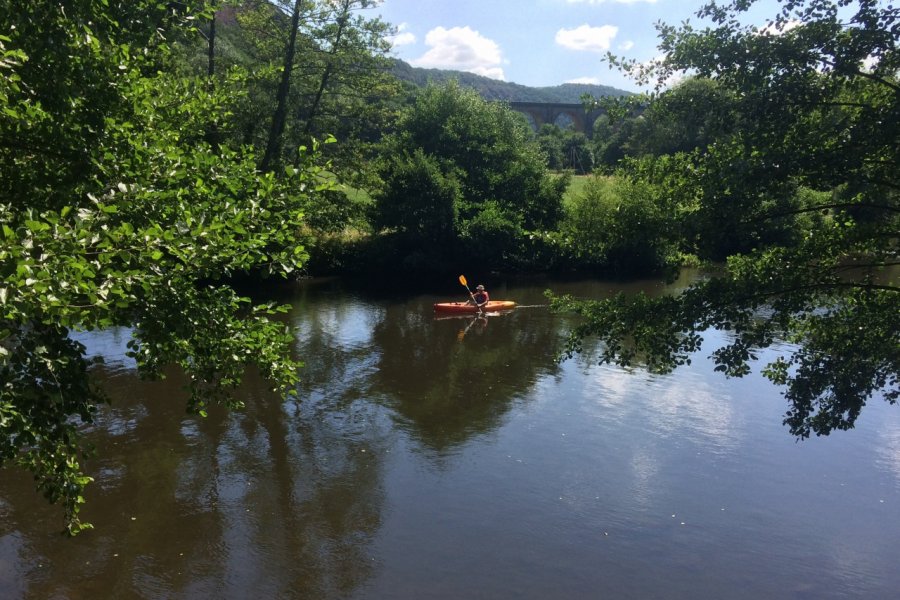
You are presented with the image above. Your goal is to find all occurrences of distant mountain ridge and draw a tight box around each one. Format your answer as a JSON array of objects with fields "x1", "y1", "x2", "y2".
[{"x1": 390, "y1": 59, "x2": 632, "y2": 103}]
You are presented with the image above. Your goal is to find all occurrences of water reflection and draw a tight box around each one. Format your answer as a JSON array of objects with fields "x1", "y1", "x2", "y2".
[
  {"x1": 580, "y1": 362, "x2": 740, "y2": 451},
  {"x1": 0, "y1": 351, "x2": 389, "y2": 598},
  {"x1": 368, "y1": 305, "x2": 565, "y2": 454},
  {"x1": 288, "y1": 280, "x2": 569, "y2": 456},
  {"x1": 1, "y1": 274, "x2": 898, "y2": 599},
  {"x1": 876, "y1": 421, "x2": 900, "y2": 486}
]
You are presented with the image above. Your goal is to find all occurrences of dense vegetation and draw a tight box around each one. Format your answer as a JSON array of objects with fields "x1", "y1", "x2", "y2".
[
  {"x1": 1, "y1": 0, "x2": 897, "y2": 532},
  {"x1": 0, "y1": 0, "x2": 334, "y2": 533},
  {"x1": 553, "y1": 0, "x2": 899, "y2": 439},
  {"x1": 369, "y1": 82, "x2": 567, "y2": 272}
]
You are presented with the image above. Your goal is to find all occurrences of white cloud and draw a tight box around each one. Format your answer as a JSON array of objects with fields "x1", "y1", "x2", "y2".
[
  {"x1": 566, "y1": 76, "x2": 602, "y2": 84},
  {"x1": 392, "y1": 32, "x2": 416, "y2": 46},
  {"x1": 618, "y1": 40, "x2": 634, "y2": 51},
  {"x1": 555, "y1": 24, "x2": 618, "y2": 52},
  {"x1": 756, "y1": 19, "x2": 802, "y2": 36},
  {"x1": 388, "y1": 23, "x2": 416, "y2": 47},
  {"x1": 410, "y1": 26, "x2": 506, "y2": 80}
]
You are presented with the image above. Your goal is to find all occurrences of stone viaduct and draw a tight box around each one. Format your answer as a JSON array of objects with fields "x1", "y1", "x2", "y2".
[{"x1": 507, "y1": 101, "x2": 606, "y2": 137}]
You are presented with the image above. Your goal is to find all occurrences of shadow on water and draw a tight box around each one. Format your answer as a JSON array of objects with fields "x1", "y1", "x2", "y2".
[
  {"x1": 0, "y1": 269, "x2": 727, "y2": 599},
  {"x1": 285, "y1": 276, "x2": 581, "y2": 457},
  {"x1": 1, "y1": 326, "x2": 389, "y2": 598},
  {"x1": 371, "y1": 304, "x2": 564, "y2": 454}
]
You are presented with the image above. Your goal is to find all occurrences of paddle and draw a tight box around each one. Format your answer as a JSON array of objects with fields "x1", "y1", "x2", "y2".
[
  {"x1": 458, "y1": 274, "x2": 484, "y2": 315},
  {"x1": 457, "y1": 315, "x2": 479, "y2": 342},
  {"x1": 459, "y1": 274, "x2": 473, "y2": 296}
]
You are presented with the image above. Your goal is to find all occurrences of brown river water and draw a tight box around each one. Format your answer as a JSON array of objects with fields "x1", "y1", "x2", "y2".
[{"x1": 1, "y1": 273, "x2": 899, "y2": 599}]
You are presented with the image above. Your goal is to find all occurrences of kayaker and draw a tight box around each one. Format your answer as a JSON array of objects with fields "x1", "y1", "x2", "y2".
[{"x1": 470, "y1": 284, "x2": 490, "y2": 311}]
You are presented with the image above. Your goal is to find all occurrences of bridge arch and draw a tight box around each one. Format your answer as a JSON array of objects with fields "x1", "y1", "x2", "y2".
[{"x1": 507, "y1": 101, "x2": 606, "y2": 137}]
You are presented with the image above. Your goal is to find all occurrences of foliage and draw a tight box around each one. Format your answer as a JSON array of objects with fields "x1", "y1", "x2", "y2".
[
  {"x1": 561, "y1": 132, "x2": 595, "y2": 175},
  {"x1": 372, "y1": 81, "x2": 567, "y2": 269},
  {"x1": 547, "y1": 173, "x2": 679, "y2": 275},
  {"x1": 624, "y1": 77, "x2": 739, "y2": 157},
  {"x1": 169, "y1": 1, "x2": 398, "y2": 265},
  {"x1": 554, "y1": 0, "x2": 899, "y2": 437},
  {"x1": 1, "y1": 0, "x2": 329, "y2": 532},
  {"x1": 206, "y1": 0, "x2": 399, "y2": 178},
  {"x1": 535, "y1": 124, "x2": 595, "y2": 174},
  {"x1": 458, "y1": 201, "x2": 525, "y2": 265},
  {"x1": 536, "y1": 125, "x2": 566, "y2": 171},
  {"x1": 589, "y1": 77, "x2": 740, "y2": 169},
  {"x1": 388, "y1": 59, "x2": 632, "y2": 102},
  {"x1": 591, "y1": 112, "x2": 635, "y2": 170},
  {"x1": 371, "y1": 148, "x2": 460, "y2": 243}
]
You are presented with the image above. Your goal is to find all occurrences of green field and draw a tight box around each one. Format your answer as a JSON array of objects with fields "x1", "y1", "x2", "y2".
[{"x1": 563, "y1": 174, "x2": 591, "y2": 206}]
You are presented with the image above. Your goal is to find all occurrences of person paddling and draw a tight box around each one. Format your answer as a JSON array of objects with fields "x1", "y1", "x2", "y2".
[{"x1": 469, "y1": 284, "x2": 490, "y2": 313}]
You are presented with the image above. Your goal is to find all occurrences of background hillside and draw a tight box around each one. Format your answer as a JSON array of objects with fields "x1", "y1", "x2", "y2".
[{"x1": 389, "y1": 59, "x2": 632, "y2": 103}]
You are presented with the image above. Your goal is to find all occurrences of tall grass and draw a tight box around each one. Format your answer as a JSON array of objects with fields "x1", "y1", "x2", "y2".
[{"x1": 562, "y1": 174, "x2": 599, "y2": 208}]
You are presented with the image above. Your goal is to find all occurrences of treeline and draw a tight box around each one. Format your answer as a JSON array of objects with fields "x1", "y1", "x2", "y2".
[
  {"x1": 306, "y1": 76, "x2": 836, "y2": 279},
  {"x1": 389, "y1": 59, "x2": 630, "y2": 103},
  {"x1": 139, "y1": 0, "x2": 885, "y2": 285},
  {"x1": 167, "y1": 2, "x2": 666, "y2": 279}
]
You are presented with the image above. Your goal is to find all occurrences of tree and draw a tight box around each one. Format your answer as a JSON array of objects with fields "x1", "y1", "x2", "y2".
[
  {"x1": 1, "y1": 0, "x2": 328, "y2": 533},
  {"x1": 260, "y1": 0, "x2": 305, "y2": 173},
  {"x1": 552, "y1": 173, "x2": 680, "y2": 275},
  {"x1": 561, "y1": 131, "x2": 595, "y2": 175},
  {"x1": 373, "y1": 82, "x2": 567, "y2": 269},
  {"x1": 555, "y1": 0, "x2": 899, "y2": 437},
  {"x1": 591, "y1": 112, "x2": 636, "y2": 170},
  {"x1": 536, "y1": 124, "x2": 595, "y2": 174},
  {"x1": 624, "y1": 77, "x2": 739, "y2": 157},
  {"x1": 213, "y1": 1, "x2": 396, "y2": 177},
  {"x1": 372, "y1": 148, "x2": 461, "y2": 244},
  {"x1": 287, "y1": 0, "x2": 396, "y2": 162},
  {"x1": 536, "y1": 124, "x2": 566, "y2": 170}
]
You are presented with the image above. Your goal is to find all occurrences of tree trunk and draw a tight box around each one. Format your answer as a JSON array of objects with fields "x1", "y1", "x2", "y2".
[
  {"x1": 260, "y1": 0, "x2": 304, "y2": 173},
  {"x1": 205, "y1": 12, "x2": 219, "y2": 150},
  {"x1": 291, "y1": 5, "x2": 349, "y2": 167}
]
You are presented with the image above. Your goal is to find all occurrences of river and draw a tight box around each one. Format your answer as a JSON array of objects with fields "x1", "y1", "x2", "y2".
[{"x1": 1, "y1": 274, "x2": 899, "y2": 599}]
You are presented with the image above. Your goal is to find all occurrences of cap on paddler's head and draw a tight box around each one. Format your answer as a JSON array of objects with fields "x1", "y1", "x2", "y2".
[{"x1": 476, "y1": 285, "x2": 485, "y2": 290}]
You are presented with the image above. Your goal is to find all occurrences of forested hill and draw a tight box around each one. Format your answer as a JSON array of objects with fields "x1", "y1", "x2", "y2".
[{"x1": 389, "y1": 59, "x2": 632, "y2": 102}]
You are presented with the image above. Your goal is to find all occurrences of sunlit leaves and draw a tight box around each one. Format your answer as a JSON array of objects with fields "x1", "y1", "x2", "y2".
[
  {"x1": 560, "y1": 0, "x2": 899, "y2": 438},
  {"x1": 373, "y1": 81, "x2": 567, "y2": 269},
  {"x1": 1, "y1": 0, "x2": 325, "y2": 533}
]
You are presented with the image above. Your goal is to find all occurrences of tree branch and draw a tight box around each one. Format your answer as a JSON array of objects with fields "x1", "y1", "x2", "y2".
[
  {"x1": 820, "y1": 58, "x2": 900, "y2": 94},
  {"x1": 734, "y1": 281, "x2": 900, "y2": 305},
  {"x1": 744, "y1": 201, "x2": 900, "y2": 223}
]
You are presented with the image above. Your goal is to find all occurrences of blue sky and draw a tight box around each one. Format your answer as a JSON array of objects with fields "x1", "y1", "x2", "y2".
[{"x1": 374, "y1": 0, "x2": 787, "y2": 92}]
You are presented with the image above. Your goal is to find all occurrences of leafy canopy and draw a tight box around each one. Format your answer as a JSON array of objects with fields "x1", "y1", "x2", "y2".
[
  {"x1": 553, "y1": 0, "x2": 899, "y2": 438},
  {"x1": 373, "y1": 81, "x2": 567, "y2": 269},
  {"x1": 1, "y1": 0, "x2": 328, "y2": 533}
]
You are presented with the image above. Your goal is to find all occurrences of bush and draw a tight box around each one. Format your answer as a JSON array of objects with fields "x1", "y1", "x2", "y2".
[
  {"x1": 371, "y1": 82, "x2": 565, "y2": 271},
  {"x1": 554, "y1": 174, "x2": 678, "y2": 275},
  {"x1": 459, "y1": 201, "x2": 523, "y2": 268},
  {"x1": 372, "y1": 148, "x2": 460, "y2": 244}
]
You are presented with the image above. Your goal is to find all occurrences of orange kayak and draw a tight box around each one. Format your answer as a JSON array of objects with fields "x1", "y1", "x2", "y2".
[{"x1": 433, "y1": 300, "x2": 516, "y2": 314}]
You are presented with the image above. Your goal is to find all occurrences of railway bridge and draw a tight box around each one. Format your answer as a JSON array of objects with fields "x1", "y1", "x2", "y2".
[{"x1": 507, "y1": 101, "x2": 605, "y2": 136}]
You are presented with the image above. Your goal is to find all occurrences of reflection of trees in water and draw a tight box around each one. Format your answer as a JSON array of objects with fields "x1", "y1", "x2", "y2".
[
  {"x1": 366, "y1": 303, "x2": 567, "y2": 453},
  {"x1": 0, "y1": 344, "x2": 387, "y2": 598},
  {"x1": 287, "y1": 280, "x2": 570, "y2": 454},
  {"x1": 0, "y1": 273, "x2": 721, "y2": 598}
]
